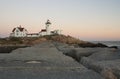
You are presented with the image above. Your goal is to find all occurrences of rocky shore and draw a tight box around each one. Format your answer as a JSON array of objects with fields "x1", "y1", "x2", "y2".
[
  {"x1": 0, "y1": 41, "x2": 119, "y2": 79},
  {"x1": 0, "y1": 35, "x2": 114, "y2": 53},
  {"x1": 0, "y1": 46, "x2": 29, "y2": 53},
  {"x1": 53, "y1": 42, "x2": 120, "y2": 79},
  {"x1": 0, "y1": 35, "x2": 119, "y2": 79}
]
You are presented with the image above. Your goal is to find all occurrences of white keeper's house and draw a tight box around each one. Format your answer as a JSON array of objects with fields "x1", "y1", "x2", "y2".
[{"x1": 10, "y1": 20, "x2": 62, "y2": 37}]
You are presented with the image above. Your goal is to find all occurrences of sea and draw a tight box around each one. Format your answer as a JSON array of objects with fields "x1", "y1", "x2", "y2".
[{"x1": 91, "y1": 41, "x2": 120, "y2": 48}]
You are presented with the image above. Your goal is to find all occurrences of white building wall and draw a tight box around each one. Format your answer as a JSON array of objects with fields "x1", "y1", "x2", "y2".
[
  {"x1": 15, "y1": 32, "x2": 26, "y2": 37},
  {"x1": 27, "y1": 34, "x2": 39, "y2": 37},
  {"x1": 40, "y1": 32, "x2": 47, "y2": 36},
  {"x1": 51, "y1": 30, "x2": 62, "y2": 35},
  {"x1": 46, "y1": 25, "x2": 50, "y2": 35},
  {"x1": 10, "y1": 28, "x2": 28, "y2": 37},
  {"x1": 27, "y1": 35, "x2": 31, "y2": 37}
]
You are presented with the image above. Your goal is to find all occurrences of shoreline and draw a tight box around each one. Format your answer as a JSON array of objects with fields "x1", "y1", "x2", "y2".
[
  {"x1": 91, "y1": 41, "x2": 120, "y2": 47},
  {"x1": 0, "y1": 41, "x2": 118, "y2": 53},
  {"x1": 0, "y1": 45, "x2": 29, "y2": 53}
]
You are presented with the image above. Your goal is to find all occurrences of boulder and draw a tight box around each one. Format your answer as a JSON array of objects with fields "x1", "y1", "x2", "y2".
[
  {"x1": 80, "y1": 57, "x2": 120, "y2": 79},
  {"x1": 78, "y1": 42, "x2": 108, "y2": 48},
  {"x1": 109, "y1": 46, "x2": 118, "y2": 49}
]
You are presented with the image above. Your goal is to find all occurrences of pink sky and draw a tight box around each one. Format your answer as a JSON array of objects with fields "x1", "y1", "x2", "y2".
[{"x1": 0, "y1": 0, "x2": 120, "y2": 41}]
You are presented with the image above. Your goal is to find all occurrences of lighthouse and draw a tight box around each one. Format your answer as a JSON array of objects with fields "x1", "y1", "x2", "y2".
[{"x1": 45, "y1": 19, "x2": 51, "y2": 35}]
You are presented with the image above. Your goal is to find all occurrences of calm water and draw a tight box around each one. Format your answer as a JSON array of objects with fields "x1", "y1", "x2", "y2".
[{"x1": 92, "y1": 41, "x2": 120, "y2": 48}]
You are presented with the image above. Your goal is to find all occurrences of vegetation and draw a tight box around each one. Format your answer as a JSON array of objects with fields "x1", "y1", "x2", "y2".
[
  {"x1": 0, "y1": 35, "x2": 84, "y2": 45},
  {"x1": 0, "y1": 35, "x2": 108, "y2": 48}
]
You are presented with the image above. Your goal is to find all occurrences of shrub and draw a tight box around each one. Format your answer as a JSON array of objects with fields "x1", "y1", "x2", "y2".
[{"x1": 9, "y1": 37, "x2": 23, "y2": 44}]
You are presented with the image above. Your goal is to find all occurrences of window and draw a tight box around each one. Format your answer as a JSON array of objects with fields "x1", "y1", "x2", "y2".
[
  {"x1": 16, "y1": 30, "x2": 19, "y2": 32},
  {"x1": 16, "y1": 33, "x2": 19, "y2": 35}
]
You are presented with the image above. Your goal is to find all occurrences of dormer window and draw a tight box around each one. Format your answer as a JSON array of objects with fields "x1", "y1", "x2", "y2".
[{"x1": 16, "y1": 30, "x2": 19, "y2": 32}]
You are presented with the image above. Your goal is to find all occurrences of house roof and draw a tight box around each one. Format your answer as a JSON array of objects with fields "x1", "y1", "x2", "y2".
[
  {"x1": 18, "y1": 27, "x2": 24, "y2": 31},
  {"x1": 27, "y1": 33, "x2": 39, "y2": 35},
  {"x1": 45, "y1": 20, "x2": 51, "y2": 25},
  {"x1": 41, "y1": 29, "x2": 46, "y2": 32},
  {"x1": 12, "y1": 26, "x2": 27, "y2": 32},
  {"x1": 12, "y1": 28, "x2": 16, "y2": 32}
]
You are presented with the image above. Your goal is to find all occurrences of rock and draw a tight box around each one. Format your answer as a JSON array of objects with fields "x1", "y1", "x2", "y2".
[
  {"x1": 88, "y1": 49, "x2": 120, "y2": 61},
  {"x1": 62, "y1": 48, "x2": 109, "y2": 61},
  {"x1": 54, "y1": 41, "x2": 120, "y2": 79},
  {"x1": 80, "y1": 57, "x2": 120, "y2": 79},
  {"x1": 0, "y1": 41, "x2": 104, "y2": 79},
  {"x1": 109, "y1": 46, "x2": 118, "y2": 49},
  {"x1": 26, "y1": 60, "x2": 41, "y2": 63},
  {"x1": 78, "y1": 42, "x2": 108, "y2": 48},
  {"x1": 0, "y1": 46, "x2": 28, "y2": 53},
  {"x1": 62, "y1": 48, "x2": 78, "y2": 60},
  {"x1": 101, "y1": 68, "x2": 117, "y2": 79}
]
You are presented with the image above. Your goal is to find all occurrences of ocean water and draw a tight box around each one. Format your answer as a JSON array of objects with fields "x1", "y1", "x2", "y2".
[{"x1": 92, "y1": 41, "x2": 120, "y2": 48}]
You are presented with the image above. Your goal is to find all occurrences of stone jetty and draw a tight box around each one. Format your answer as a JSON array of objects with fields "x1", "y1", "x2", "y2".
[{"x1": 0, "y1": 41, "x2": 104, "y2": 79}]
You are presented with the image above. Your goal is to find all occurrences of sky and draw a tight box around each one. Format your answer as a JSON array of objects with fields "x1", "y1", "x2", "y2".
[{"x1": 0, "y1": 0, "x2": 120, "y2": 41}]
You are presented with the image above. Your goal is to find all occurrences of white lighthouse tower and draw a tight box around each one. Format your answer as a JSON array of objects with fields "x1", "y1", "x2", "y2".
[{"x1": 45, "y1": 19, "x2": 51, "y2": 35}]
